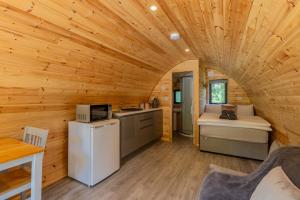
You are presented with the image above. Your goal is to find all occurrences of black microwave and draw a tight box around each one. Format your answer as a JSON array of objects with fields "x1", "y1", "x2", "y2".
[{"x1": 76, "y1": 104, "x2": 112, "y2": 122}]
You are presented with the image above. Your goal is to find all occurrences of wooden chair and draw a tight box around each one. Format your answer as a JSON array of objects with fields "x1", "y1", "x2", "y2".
[
  {"x1": 0, "y1": 126, "x2": 48, "y2": 200},
  {"x1": 23, "y1": 127, "x2": 48, "y2": 148}
]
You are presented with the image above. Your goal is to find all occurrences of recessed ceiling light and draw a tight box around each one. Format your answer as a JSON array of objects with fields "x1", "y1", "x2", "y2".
[
  {"x1": 170, "y1": 32, "x2": 180, "y2": 40},
  {"x1": 185, "y1": 48, "x2": 190, "y2": 52},
  {"x1": 149, "y1": 5, "x2": 158, "y2": 11}
]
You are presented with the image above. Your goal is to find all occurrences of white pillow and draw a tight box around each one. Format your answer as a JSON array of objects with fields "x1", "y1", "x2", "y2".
[
  {"x1": 205, "y1": 104, "x2": 221, "y2": 114},
  {"x1": 237, "y1": 104, "x2": 254, "y2": 116},
  {"x1": 250, "y1": 166, "x2": 300, "y2": 200}
]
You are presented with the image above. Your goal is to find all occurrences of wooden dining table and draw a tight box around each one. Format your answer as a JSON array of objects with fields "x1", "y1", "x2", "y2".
[{"x1": 0, "y1": 138, "x2": 44, "y2": 200}]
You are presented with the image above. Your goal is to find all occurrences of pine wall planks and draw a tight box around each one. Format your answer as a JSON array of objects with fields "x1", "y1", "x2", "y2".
[{"x1": 0, "y1": 1, "x2": 166, "y2": 187}]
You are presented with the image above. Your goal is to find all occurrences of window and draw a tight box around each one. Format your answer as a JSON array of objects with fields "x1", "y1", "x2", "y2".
[
  {"x1": 173, "y1": 90, "x2": 182, "y2": 104},
  {"x1": 209, "y1": 79, "x2": 228, "y2": 104}
]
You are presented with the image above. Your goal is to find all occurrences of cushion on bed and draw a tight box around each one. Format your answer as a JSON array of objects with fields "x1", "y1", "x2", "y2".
[
  {"x1": 237, "y1": 104, "x2": 254, "y2": 116},
  {"x1": 250, "y1": 166, "x2": 300, "y2": 200},
  {"x1": 220, "y1": 105, "x2": 237, "y2": 120},
  {"x1": 205, "y1": 104, "x2": 221, "y2": 114},
  {"x1": 200, "y1": 125, "x2": 269, "y2": 143}
]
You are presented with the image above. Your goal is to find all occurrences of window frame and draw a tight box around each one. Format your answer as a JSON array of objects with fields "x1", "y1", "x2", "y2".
[{"x1": 209, "y1": 79, "x2": 228, "y2": 104}]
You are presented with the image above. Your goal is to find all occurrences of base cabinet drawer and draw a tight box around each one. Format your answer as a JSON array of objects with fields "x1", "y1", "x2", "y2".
[
  {"x1": 137, "y1": 112, "x2": 154, "y2": 146},
  {"x1": 119, "y1": 110, "x2": 162, "y2": 158}
]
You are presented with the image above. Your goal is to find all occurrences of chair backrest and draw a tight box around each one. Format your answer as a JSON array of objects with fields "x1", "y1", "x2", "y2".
[{"x1": 23, "y1": 126, "x2": 49, "y2": 148}]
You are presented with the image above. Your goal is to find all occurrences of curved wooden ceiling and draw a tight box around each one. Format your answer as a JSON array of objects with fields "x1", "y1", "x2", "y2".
[{"x1": 1, "y1": 0, "x2": 300, "y2": 185}]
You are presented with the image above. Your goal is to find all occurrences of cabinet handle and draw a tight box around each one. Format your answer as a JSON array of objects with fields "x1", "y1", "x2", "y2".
[
  {"x1": 140, "y1": 124, "x2": 153, "y2": 130},
  {"x1": 94, "y1": 125, "x2": 104, "y2": 128},
  {"x1": 140, "y1": 118, "x2": 152, "y2": 122},
  {"x1": 94, "y1": 122, "x2": 116, "y2": 128}
]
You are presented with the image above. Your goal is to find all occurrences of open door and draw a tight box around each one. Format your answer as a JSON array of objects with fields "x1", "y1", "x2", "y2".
[{"x1": 181, "y1": 76, "x2": 193, "y2": 136}]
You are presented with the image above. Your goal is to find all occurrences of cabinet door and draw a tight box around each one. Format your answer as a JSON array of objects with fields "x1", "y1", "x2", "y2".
[
  {"x1": 120, "y1": 115, "x2": 137, "y2": 158},
  {"x1": 153, "y1": 110, "x2": 163, "y2": 139},
  {"x1": 92, "y1": 122, "x2": 120, "y2": 185},
  {"x1": 136, "y1": 112, "x2": 154, "y2": 146}
]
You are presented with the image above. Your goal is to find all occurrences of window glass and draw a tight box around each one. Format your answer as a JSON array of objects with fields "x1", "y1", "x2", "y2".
[
  {"x1": 209, "y1": 79, "x2": 228, "y2": 104},
  {"x1": 174, "y1": 90, "x2": 182, "y2": 104}
]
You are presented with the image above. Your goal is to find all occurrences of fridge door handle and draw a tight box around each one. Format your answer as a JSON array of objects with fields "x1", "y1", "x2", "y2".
[
  {"x1": 94, "y1": 125, "x2": 104, "y2": 128},
  {"x1": 94, "y1": 123, "x2": 116, "y2": 128}
]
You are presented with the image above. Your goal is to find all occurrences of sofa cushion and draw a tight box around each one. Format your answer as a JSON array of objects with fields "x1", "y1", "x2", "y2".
[{"x1": 250, "y1": 166, "x2": 300, "y2": 200}]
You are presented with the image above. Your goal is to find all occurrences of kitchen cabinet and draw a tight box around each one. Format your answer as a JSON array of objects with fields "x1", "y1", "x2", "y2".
[
  {"x1": 120, "y1": 115, "x2": 137, "y2": 158},
  {"x1": 116, "y1": 109, "x2": 163, "y2": 158}
]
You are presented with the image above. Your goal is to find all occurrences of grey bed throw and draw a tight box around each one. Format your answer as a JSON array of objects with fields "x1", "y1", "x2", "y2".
[{"x1": 199, "y1": 147, "x2": 300, "y2": 200}]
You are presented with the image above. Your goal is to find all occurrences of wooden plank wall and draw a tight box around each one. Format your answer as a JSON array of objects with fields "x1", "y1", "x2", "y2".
[
  {"x1": 150, "y1": 60, "x2": 201, "y2": 145},
  {"x1": 0, "y1": 1, "x2": 165, "y2": 187},
  {"x1": 230, "y1": 1, "x2": 300, "y2": 145},
  {"x1": 199, "y1": 63, "x2": 207, "y2": 114},
  {"x1": 206, "y1": 69, "x2": 251, "y2": 105}
]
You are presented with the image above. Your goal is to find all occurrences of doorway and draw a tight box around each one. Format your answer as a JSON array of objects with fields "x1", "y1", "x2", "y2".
[{"x1": 172, "y1": 72, "x2": 194, "y2": 139}]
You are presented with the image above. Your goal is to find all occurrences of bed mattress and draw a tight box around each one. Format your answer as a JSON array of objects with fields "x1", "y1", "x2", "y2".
[
  {"x1": 200, "y1": 125, "x2": 269, "y2": 143},
  {"x1": 197, "y1": 113, "x2": 272, "y2": 131}
]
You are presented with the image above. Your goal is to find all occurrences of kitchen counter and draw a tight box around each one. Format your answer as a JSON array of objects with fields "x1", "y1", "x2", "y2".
[
  {"x1": 114, "y1": 108, "x2": 163, "y2": 158},
  {"x1": 113, "y1": 108, "x2": 162, "y2": 118}
]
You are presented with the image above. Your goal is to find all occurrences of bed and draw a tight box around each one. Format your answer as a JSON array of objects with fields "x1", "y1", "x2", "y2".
[{"x1": 197, "y1": 104, "x2": 272, "y2": 160}]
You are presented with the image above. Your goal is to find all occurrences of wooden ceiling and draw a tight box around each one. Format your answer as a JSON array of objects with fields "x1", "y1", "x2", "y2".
[
  {"x1": 5, "y1": 0, "x2": 299, "y2": 79},
  {"x1": 1, "y1": 0, "x2": 300, "y2": 186},
  {"x1": 5, "y1": 0, "x2": 299, "y2": 84}
]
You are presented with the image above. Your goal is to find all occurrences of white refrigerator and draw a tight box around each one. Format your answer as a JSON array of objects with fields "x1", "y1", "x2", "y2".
[{"x1": 68, "y1": 119, "x2": 120, "y2": 187}]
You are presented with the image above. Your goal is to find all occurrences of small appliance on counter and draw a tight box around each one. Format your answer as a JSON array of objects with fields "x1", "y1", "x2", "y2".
[
  {"x1": 76, "y1": 104, "x2": 112, "y2": 123},
  {"x1": 139, "y1": 103, "x2": 145, "y2": 109},
  {"x1": 150, "y1": 97, "x2": 160, "y2": 108},
  {"x1": 139, "y1": 102, "x2": 150, "y2": 110}
]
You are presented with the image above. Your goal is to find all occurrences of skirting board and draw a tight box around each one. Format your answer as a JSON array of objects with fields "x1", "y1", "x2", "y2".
[{"x1": 199, "y1": 136, "x2": 269, "y2": 160}]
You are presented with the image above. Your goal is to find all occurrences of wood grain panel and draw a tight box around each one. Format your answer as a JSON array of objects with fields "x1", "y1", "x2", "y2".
[{"x1": 0, "y1": 0, "x2": 168, "y2": 187}]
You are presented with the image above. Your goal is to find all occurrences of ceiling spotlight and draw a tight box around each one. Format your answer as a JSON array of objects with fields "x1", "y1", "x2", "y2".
[
  {"x1": 185, "y1": 48, "x2": 190, "y2": 52},
  {"x1": 170, "y1": 32, "x2": 181, "y2": 41},
  {"x1": 149, "y1": 5, "x2": 158, "y2": 11}
]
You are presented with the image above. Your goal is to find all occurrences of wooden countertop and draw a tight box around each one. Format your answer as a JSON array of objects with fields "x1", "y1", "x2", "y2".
[{"x1": 0, "y1": 138, "x2": 44, "y2": 163}]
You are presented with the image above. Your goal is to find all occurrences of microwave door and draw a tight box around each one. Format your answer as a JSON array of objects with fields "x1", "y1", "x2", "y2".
[
  {"x1": 91, "y1": 105, "x2": 108, "y2": 121},
  {"x1": 91, "y1": 111, "x2": 107, "y2": 121}
]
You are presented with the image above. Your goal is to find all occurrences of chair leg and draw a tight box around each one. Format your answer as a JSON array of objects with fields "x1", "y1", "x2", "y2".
[{"x1": 20, "y1": 191, "x2": 26, "y2": 200}]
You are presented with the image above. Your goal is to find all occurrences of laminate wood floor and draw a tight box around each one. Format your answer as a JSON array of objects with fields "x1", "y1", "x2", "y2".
[{"x1": 43, "y1": 135, "x2": 260, "y2": 200}]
